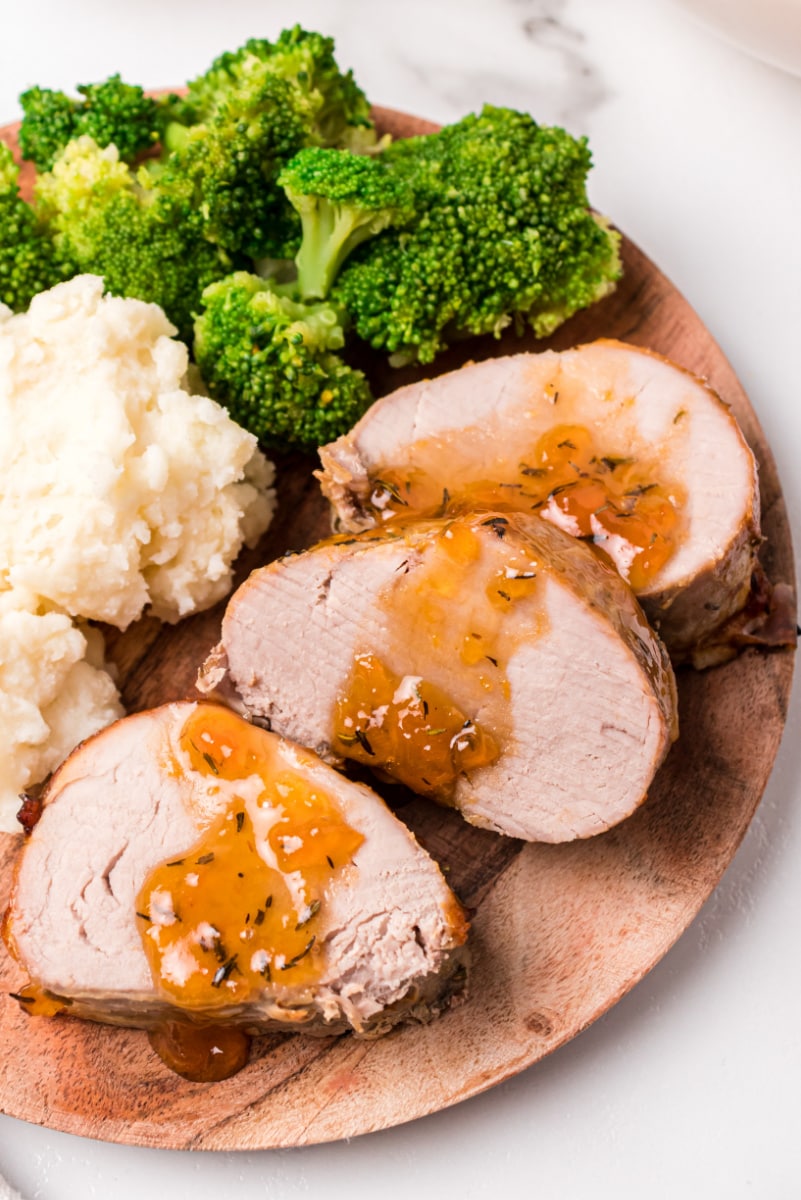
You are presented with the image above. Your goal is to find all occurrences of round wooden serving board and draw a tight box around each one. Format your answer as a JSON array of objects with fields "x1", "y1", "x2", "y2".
[{"x1": 0, "y1": 108, "x2": 795, "y2": 1150}]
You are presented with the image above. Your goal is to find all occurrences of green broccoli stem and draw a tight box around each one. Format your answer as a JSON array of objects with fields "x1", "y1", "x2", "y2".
[{"x1": 295, "y1": 200, "x2": 392, "y2": 300}]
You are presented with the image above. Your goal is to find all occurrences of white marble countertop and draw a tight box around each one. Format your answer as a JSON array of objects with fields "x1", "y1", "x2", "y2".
[{"x1": 1, "y1": 1, "x2": 800, "y2": 1196}]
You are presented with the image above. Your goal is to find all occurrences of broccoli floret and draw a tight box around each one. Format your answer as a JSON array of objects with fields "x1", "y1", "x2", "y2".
[
  {"x1": 158, "y1": 29, "x2": 379, "y2": 262},
  {"x1": 279, "y1": 147, "x2": 415, "y2": 300},
  {"x1": 35, "y1": 136, "x2": 235, "y2": 339},
  {"x1": 0, "y1": 141, "x2": 67, "y2": 310},
  {"x1": 193, "y1": 271, "x2": 373, "y2": 451},
  {"x1": 264, "y1": 25, "x2": 374, "y2": 149},
  {"x1": 19, "y1": 75, "x2": 165, "y2": 171},
  {"x1": 73, "y1": 75, "x2": 167, "y2": 160},
  {"x1": 171, "y1": 27, "x2": 375, "y2": 151},
  {"x1": 158, "y1": 73, "x2": 312, "y2": 262},
  {"x1": 335, "y1": 105, "x2": 622, "y2": 364},
  {"x1": 25, "y1": 29, "x2": 381, "y2": 333},
  {"x1": 335, "y1": 230, "x2": 470, "y2": 364},
  {"x1": 17, "y1": 88, "x2": 77, "y2": 173}
]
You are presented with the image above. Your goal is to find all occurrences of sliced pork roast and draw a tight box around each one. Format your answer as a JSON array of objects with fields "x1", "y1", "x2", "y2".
[
  {"x1": 317, "y1": 340, "x2": 761, "y2": 661},
  {"x1": 4, "y1": 701, "x2": 469, "y2": 1072},
  {"x1": 200, "y1": 512, "x2": 678, "y2": 843}
]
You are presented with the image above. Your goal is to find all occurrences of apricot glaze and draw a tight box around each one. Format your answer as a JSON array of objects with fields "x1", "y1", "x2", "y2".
[{"x1": 368, "y1": 423, "x2": 683, "y2": 592}]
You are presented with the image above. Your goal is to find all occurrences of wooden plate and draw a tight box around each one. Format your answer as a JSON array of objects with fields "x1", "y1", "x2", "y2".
[{"x1": 0, "y1": 108, "x2": 795, "y2": 1150}]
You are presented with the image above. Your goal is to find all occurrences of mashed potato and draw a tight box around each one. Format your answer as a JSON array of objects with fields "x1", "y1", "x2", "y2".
[
  {"x1": 0, "y1": 589, "x2": 125, "y2": 831},
  {"x1": 0, "y1": 275, "x2": 277, "y2": 830},
  {"x1": 0, "y1": 274, "x2": 275, "y2": 626}
]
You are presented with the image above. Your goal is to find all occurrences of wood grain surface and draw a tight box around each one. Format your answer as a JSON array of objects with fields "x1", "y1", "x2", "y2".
[{"x1": 0, "y1": 108, "x2": 795, "y2": 1150}]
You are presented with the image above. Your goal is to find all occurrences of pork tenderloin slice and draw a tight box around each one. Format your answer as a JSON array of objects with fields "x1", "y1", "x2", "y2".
[
  {"x1": 317, "y1": 340, "x2": 761, "y2": 658},
  {"x1": 202, "y1": 512, "x2": 677, "y2": 842},
  {"x1": 4, "y1": 702, "x2": 468, "y2": 1038}
]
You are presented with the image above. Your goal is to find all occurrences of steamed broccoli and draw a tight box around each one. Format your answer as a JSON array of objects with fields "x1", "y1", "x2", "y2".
[
  {"x1": 19, "y1": 75, "x2": 166, "y2": 171},
  {"x1": 156, "y1": 28, "x2": 379, "y2": 264},
  {"x1": 168, "y1": 26, "x2": 375, "y2": 152},
  {"x1": 16, "y1": 89, "x2": 76, "y2": 174},
  {"x1": 193, "y1": 272, "x2": 373, "y2": 451},
  {"x1": 26, "y1": 30, "x2": 380, "y2": 338},
  {"x1": 12, "y1": 44, "x2": 624, "y2": 462},
  {"x1": 0, "y1": 141, "x2": 66, "y2": 311},
  {"x1": 334, "y1": 105, "x2": 622, "y2": 364},
  {"x1": 35, "y1": 137, "x2": 234, "y2": 339},
  {"x1": 279, "y1": 147, "x2": 415, "y2": 299},
  {"x1": 157, "y1": 72, "x2": 312, "y2": 262}
]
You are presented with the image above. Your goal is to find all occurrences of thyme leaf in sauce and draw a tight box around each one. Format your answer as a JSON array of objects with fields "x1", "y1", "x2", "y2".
[
  {"x1": 624, "y1": 483, "x2": 657, "y2": 497},
  {"x1": 354, "y1": 728, "x2": 375, "y2": 756},
  {"x1": 482, "y1": 516, "x2": 509, "y2": 538},
  {"x1": 235, "y1": 811, "x2": 245, "y2": 833},
  {"x1": 373, "y1": 478, "x2": 408, "y2": 506},
  {"x1": 196, "y1": 852, "x2": 215, "y2": 865},
  {"x1": 202, "y1": 751, "x2": 220, "y2": 776},
  {"x1": 599, "y1": 455, "x2": 633, "y2": 472},
  {"x1": 254, "y1": 909, "x2": 266, "y2": 926},
  {"x1": 326, "y1": 855, "x2": 335, "y2": 869},
  {"x1": 198, "y1": 926, "x2": 226, "y2": 961},
  {"x1": 281, "y1": 937, "x2": 316, "y2": 970},
  {"x1": 296, "y1": 899, "x2": 321, "y2": 929},
  {"x1": 211, "y1": 955, "x2": 239, "y2": 987}
]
